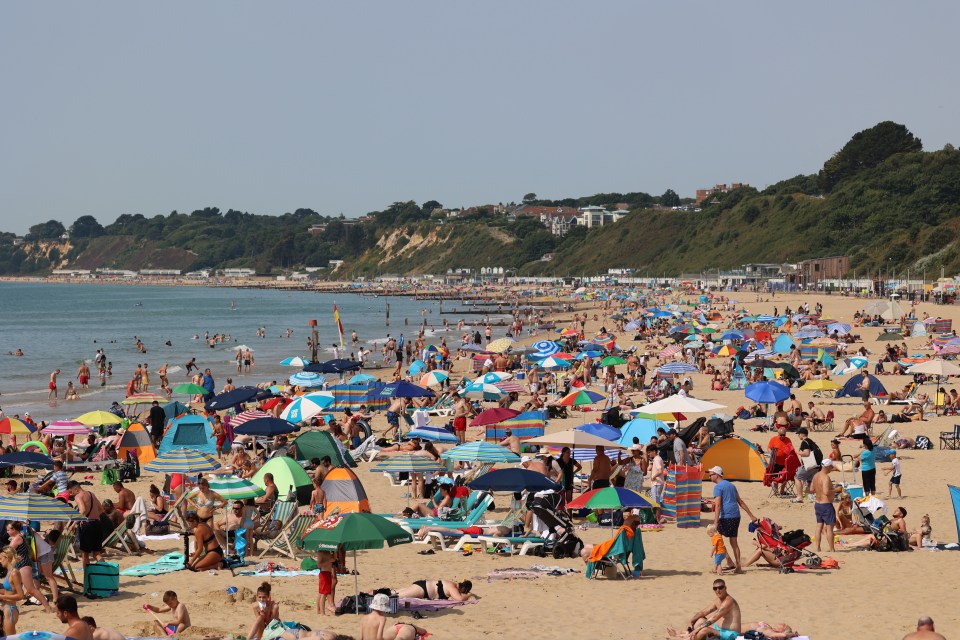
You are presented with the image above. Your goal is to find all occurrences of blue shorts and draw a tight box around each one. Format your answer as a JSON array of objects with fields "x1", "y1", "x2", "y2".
[
  {"x1": 712, "y1": 624, "x2": 738, "y2": 640},
  {"x1": 814, "y1": 502, "x2": 836, "y2": 525},
  {"x1": 713, "y1": 552, "x2": 727, "y2": 566},
  {"x1": 386, "y1": 411, "x2": 400, "y2": 426}
]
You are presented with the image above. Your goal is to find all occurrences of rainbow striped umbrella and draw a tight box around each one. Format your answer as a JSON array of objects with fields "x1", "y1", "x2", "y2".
[
  {"x1": 0, "y1": 493, "x2": 87, "y2": 522},
  {"x1": 567, "y1": 486, "x2": 659, "y2": 510},
  {"x1": 557, "y1": 388, "x2": 607, "y2": 406},
  {"x1": 144, "y1": 449, "x2": 221, "y2": 474},
  {"x1": 0, "y1": 418, "x2": 37, "y2": 435}
]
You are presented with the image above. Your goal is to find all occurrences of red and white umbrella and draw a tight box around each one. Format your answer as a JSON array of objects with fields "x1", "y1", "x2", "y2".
[
  {"x1": 230, "y1": 410, "x2": 271, "y2": 426},
  {"x1": 41, "y1": 420, "x2": 94, "y2": 436}
]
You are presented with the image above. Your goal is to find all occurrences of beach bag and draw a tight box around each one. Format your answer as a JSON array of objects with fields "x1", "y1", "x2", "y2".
[
  {"x1": 914, "y1": 435, "x2": 932, "y2": 450},
  {"x1": 83, "y1": 561, "x2": 120, "y2": 599},
  {"x1": 100, "y1": 468, "x2": 117, "y2": 485},
  {"x1": 145, "y1": 522, "x2": 170, "y2": 536}
]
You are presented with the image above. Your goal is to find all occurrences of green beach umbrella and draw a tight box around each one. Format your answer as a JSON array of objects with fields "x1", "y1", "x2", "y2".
[
  {"x1": 172, "y1": 383, "x2": 208, "y2": 395},
  {"x1": 600, "y1": 356, "x2": 627, "y2": 367},
  {"x1": 369, "y1": 454, "x2": 445, "y2": 474},
  {"x1": 206, "y1": 475, "x2": 265, "y2": 500},
  {"x1": 143, "y1": 448, "x2": 222, "y2": 474},
  {"x1": 301, "y1": 513, "x2": 413, "y2": 614},
  {"x1": 441, "y1": 441, "x2": 520, "y2": 463},
  {"x1": 0, "y1": 493, "x2": 87, "y2": 523}
]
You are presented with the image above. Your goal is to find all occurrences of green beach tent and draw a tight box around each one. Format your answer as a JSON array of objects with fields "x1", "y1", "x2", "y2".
[
  {"x1": 252, "y1": 456, "x2": 314, "y2": 505},
  {"x1": 292, "y1": 431, "x2": 357, "y2": 468}
]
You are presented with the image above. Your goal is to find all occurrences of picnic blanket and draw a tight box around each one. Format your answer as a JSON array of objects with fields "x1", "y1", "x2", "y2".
[{"x1": 121, "y1": 552, "x2": 185, "y2": 576}]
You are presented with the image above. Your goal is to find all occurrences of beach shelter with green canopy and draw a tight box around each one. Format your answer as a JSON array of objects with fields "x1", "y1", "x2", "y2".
[
  {"x1": 252, "y1": 456, "x2": 313, "y2": 505},
  {"x1": 292, "y1": 431, "x2": 356, "y2": 467},
  {"x1": 158, "y1": 415, "x2": 215, "y2": 457},
  {"x1": 162, "y1": 401, "x2": 191, "y2": 422}
]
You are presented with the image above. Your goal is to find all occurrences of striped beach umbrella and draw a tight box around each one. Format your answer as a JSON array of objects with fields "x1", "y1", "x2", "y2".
[
  {"x1": 494, "y1": 380, "x2": 524, "y2": 394},
  {"x1": 41, "y1": 421, "x2": 94, "y2": 436},
  {"x1": 567, "y1": 486, "x2": 659, "y2": 510},
  {"x1": 0, "y1": 493, "x2": 86, "y2": 523},
  {"x1": 280, "y1": 392, "x2": 335, "y2": 423},
  {"x1": 75, "y1": 411, "x2": 124, "y2": 426},
  {"x1": 0, "y1": 418, "x2": 37, "y2": 435},
  {"x1": 462, "y1": 381, "x2": 506, "y2": 400},
  {"x1": 231, "y1": 409, "x2": 272, "y2": 426},
  {"x1": 370, "y1": 454, "x2": 445, "y2": 474},
  {"x1": 659, "y1": 344, "x2": 682, "y2": 358},
  {"x1": 144, "y1": 449, "x2": 222, "y2": 474},
  {"x1": 206, "y1": 475, "x2": 265, "y2": 500},
  {"x1": 557, "y1": 388, "x2": 607, "y2": 406},
  {"x1": 280, "y1": 356, "x2": 310, "y2": 367},
  {"x1": 532, "y1": 340, "x2": 561, "y2": 356},
  {"x1": 657, "y1": 362, "x2": 698, "y2": 375},
  {"x1": 419, "y1": 371, "x2": 449, "y2": 387},
  {"x1": 442, "y1": 441, "x2": 520, "y2": 463},
  {"x1": 405, "y1": 425, "x2": 459, "y2": 443},
  {"x1": 538, "y1": 356, "x2": 572, "y2": 370},
  {"x1": 289, "y1": 371, "x2": 326, "y2": 388}
]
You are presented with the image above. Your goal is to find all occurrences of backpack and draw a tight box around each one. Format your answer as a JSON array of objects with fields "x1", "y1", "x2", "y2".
[{"x1": 914, "y1": 435, "x2": 932, "y2": 450}]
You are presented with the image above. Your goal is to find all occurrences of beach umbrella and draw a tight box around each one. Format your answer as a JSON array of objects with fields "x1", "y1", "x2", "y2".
[
  {"x1": 469, "y1": 408, "x2": 520, "y2": 427},
  {"x1": 567, "y1": 486, "x2": 659, "y2": 510},
  {"x1": 301, "y1": 513, "x2": 413, "y2": 613},
  {"x1": 206, "y1": 475, "x2": 265, "y2": 500},
  {"x1": 743, "y1": 358, "x2": 778, "y2": 369},
  {"x1": 0, "y1": 451, "x2": 54, "y2": 470},
  {"x1": 487, "y1": 338, "x2": 515, "y2": 353},
  {"x1": 478, "y1": 371, "x2": 512, "y2": 383},
  {"x1": 462, "y1": 381, "x2": 506, "y2": 400},
  {"x1": 304, "y1": 359, "x2": 363, "y2": 374},
  {"x1": 378, "y1": 381, "x2": 435, "y2": 399},
  {"x1": 0, "y1": 418, "x2": 36, "y2": 435},
  {"x1": 172, "y1": 383, "x2": 208, "y2": 395},
  {"x1": 232, "y1": 345, "x2": 254, "y2": 352},
  {"x1": 231, "y1": 409, "x2": 272, "y2": 426},
  {"x1": 907, "y1": 359, "x2": 960, "y2": 376},
  {"x1": 526, "y1": 429, "x2": 624, "y2": 449},
  {"x1": 407, "y1": 360, "x2": 427, "y2": 376},
  {"x1": 657, "y1": 362, "x2": 698, "y2": 375},
  {"x1": 532, "y1": 340, "x2": 561, "y2": 356},
  {"x1": 205, "y1": 386, "x2": 260, "y2": 411},
  {"x1": 74, "y1": 411, "x2": 124, "y2": 427},
  {"x1": 0, "y1": 494, "x2": 85, "y2": 522},
  {"x1": 745, "y1": 381, "x2": 790, "y2": 404},
  {"x1": 600, "y1": 356, "x2": 627, "y2": 367},
  {"x1": 442, "y1": 441, "x2": 519, "y2": 463},
  {"x1": 659, "y1": 344, "x2": 682, "y2": 358},
  {"x1": 637, "y1": 395, "x2": 726, "y2": 415},
  {"x1": 121, "y1": 393, "x2": 169, "y2": 405},
  {"x1": 370, "y1": 454, "x2": 445, "y2": 474},
  {"x1": 826, "y1": 323, "x2": 851, "y2": 335},
  {"x1": 877, "y1": 332, "x2": 904, "y2": 341},
  {"x1": 557, "y1": 388, "x2": 607, "y2": 406},
  {"x1": 280, "y1": 356, "x2": 310, "y2": 367},
  {"x1": 280, "y1": 392, "x2": 335, "y2": 423},
  {"x1": 714, "y1": 345, "x2": 737, "y2": 357},
  {"x1": 405, "y1": 425, "x2": 459, "y2": 443},
  {"x1": 233, "y1": 417, "x2": 299, "y2": 437},
  {"x1": 577, "y1": 350, "x2": 604, "y2": 359},
  {"x1": 41, "y1": 421, "x2": 94, "y2": 436},
  {"x1": 349, "y1": 373, "x2": 377, "y2": 384},
  {"x1": 289, "y1": 371, "x2": 326, "y2": 388},
  {"x1": 494, "y1": 380, "x2": 524, "y2": 394},
  {"x1": 419, "y1": 371, "x2": 449, "y2": 387},
  {"x1": 468, "y1": 468, "x2": 560, "y2": 492},
  {"x1": 538, "y1": 356, "x2": 572, "y2": 370},
  {"x1": 559, "y1": 328, "x2": 579, "y2": 337},
  {"x1": 800, "y1": 379, "x2": 841, "y2": 392},
  {"x1": 144, "y1": 449, "x2": 221, "y2": 474}
]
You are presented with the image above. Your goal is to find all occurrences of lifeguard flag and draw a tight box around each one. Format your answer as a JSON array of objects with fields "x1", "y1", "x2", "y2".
[{"x1": 334, "y1": 304, "x2": 345, "y2": 347}]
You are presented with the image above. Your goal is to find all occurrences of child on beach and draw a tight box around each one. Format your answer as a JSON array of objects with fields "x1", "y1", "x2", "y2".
[
  {"x1": 884, "y1": 452, "x2": 902, "y2": 498},
  {"x1": 146, "y1": 590, "x2": 190, "y2": 636},
  {"x1": 707, "y1": 524, "x2": 727, "y2": 576},
  {"x1": 317, "y1": 550, "x2": 337, "y2": 615},
  {"x1": 247, "y1": 581, "x2": 280, "y2": 640}
]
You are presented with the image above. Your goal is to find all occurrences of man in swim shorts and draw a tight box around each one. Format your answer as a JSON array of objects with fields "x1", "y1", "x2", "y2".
[
  {"x1": 49, "y1": 369, "x2": 60, "y2": 400},
  {"x1": 670, "y1": 579, "x2": 742, "y2": 640}
]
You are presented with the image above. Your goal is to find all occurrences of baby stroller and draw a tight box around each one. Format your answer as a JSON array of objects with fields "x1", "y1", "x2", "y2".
[
  {"x1": 753, "y1": 517, "x2": 822, "y2": 573},
  {"x1": 528, "y1": 493, "x2": 583, "y2": 559},
  {"x1": 852, "y1": 501, "x2": 910, "y2": 552}
]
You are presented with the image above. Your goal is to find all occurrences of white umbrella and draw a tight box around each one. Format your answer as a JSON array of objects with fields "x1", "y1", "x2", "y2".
[
  {"x1": 636, "y1": 395, "x2": 727, "y2": 415},
  {"x1": 907, "y1": 359, "x2": 960, "y2": 376},
  {"x1": 526, "y1": 429, "x2": 625, "y2": 449},
  {"x1": 232, "y1": 344, "x2": 254, "y2": 352}
]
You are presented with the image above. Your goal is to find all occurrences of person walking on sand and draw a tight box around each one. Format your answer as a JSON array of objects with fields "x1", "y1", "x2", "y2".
[
  {"x1": 811, "y1": 459, "x2": 837, "y2": 551},
  {"x1": 707, "y1": 466, "x2": 757, "y2": 574},
  {"x1": 48, "y1": 369, "x2": 60, "y2": 400}
]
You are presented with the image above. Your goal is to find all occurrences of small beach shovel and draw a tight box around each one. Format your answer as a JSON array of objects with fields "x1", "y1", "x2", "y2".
[{"x1": 143, "y1": 603, "x2": 174, "y2": 636}]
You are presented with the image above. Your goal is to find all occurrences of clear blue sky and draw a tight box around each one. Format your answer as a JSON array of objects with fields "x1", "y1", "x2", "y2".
[{"x1": 2, "y1": 1, "x2": 958, "y2": 234}]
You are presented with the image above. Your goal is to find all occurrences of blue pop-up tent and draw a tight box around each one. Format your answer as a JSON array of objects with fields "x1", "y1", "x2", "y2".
[{"x1": 836, "y1": 373, "x2": 888, "y2": 399}]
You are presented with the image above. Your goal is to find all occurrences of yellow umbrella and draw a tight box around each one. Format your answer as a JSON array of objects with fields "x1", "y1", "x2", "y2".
[
  {"x1": 486, "y1": 338, "x2": 515, "y2": 353},
  {"x1": 800, "y1": 380, "x2": 841, "y2": 391},
  {"x1": 75, "y1": 410, "x2": 124, "y2": 426}
]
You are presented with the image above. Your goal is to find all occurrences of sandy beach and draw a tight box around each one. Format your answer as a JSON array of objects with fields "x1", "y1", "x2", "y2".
[{"x1": 10, "y1": 288, "x2": 960, "y2": 640}]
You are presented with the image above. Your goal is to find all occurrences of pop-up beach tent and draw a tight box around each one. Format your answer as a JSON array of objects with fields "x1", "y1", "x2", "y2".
[
  {"x1": 117, "y1": 422, "x2": 156, "y2": 465},
  {"x1": 321, "y1": 466, "x2": 370, "y2": 516},
  {"x1": 699, "y1": 436, "x2": 767, "y2": 481},
  {"x1": 292, "y1": 430, "x2": 356, "y2": 467},
  {"x1": 253, "y1": 456, "x2": 314, "y2": 505},
  {"x1": 158, "y1": 415, "x2": 215, "y2": 457},
  {"x1": 836, "y1": 373, "x2": 888, "y2": 399}
]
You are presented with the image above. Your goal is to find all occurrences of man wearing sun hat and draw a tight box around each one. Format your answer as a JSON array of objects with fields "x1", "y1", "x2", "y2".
[
  {"x1": 361, "y1": 593, "x2": 429, "y2": 640},
  {"x1": 708, "y1": 466, "x2": 757, "y2": 574}
]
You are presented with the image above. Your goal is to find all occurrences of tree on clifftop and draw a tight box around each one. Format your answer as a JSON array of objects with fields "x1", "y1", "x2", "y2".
[
  {"x1": 817, "y1": 121, "x2": 922, "y2": 192},
  {"x1": 69, "y1": 215, "x2": 105, "y2": 238},
  {"x1": 26, "y1": 220, "x2": 66, "y2": 241},
  {"x1": 660, "y1": 189, "x2": 681, "y2": 207}
]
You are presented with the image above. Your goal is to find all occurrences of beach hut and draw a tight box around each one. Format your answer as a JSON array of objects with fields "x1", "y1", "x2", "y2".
[
  {"x1": 157, "y1": 415, "x2": 216, "y2": 457},
  {"x1": 698, "y1": 436, "x2": 767, "y2": 482},
  {"x1": 484, "y1": 410, "x2": 546, "y2": 443},
  {"x1": 292, "y1": 431, "x2": 357, "y2": 468},
  {"x1": 321, "y1": 466, "x2": 370, "y2": 516},
  {"x1": 117, "y1": 422, "x2": 156, "y2": 465},
  {"x1": 252, "y1": 456, "x2": 314, "y2": 505},
  {"x1": 326, "y1": 383, "x2": 389, "y2": 412},
  {"x1": 836, "y1": 373, "x2": 888, "y2": 399}
]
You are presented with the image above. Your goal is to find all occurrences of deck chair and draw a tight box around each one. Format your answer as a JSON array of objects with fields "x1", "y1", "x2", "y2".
[
  {"x1": 809, "y1": 410, "x2": 835, "y2": 432},
  {"x1": 103, "y1": 521, "x2": 138, "y2": 554},
  {"x1": 425, "y1": 395, "x2": 456, "y2": 417},
  {"x1": 258, "y1": 513, "x2": 314, "y2": 559},
  {"x1": 888, "y1": 383, "x2": 919, "y2": 405},
  {"x1": 47, "y1": 529, "x2": 81, "y2": 593},
  {"x1": 252, "y1": 500, "x2": 298, "y2": 552},
  {"x1": 478, "y1": 534, "x2": 545, "y2": 556},
  {"x1": 585, "y1": 526, "x2": 645, "y2": 579},
  {"x1": 393, "y1": 493, "x2": 494, "y2": 532}
]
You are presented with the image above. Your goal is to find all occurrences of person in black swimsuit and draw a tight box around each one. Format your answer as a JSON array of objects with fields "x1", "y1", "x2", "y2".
[
  {"x1": 185, "y1": 513, "x2": 223, "y2": 571},
  {"x1": 395, "y1": 579, "x2": 477, "y2": 602}
]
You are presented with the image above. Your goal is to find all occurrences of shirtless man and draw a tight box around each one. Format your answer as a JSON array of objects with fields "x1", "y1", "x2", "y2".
[
  {"x1": 452, "y1": 393, "x2": 472, "y2": 444},
  {"x1": 669, "y1": 579, "x2": 742, "y2": 640},
  {"x1": 360, "y1": 593, "x2": 429, "y2": 640},
  {"x1": 112, "y1": 481, "x2": 136, "y2": 514},
  {"x1": 520, "y1": 455, "x2": 549, "y2": 476},
  {"x1": 69, "y1": 480, "x2": 104, "y2": 565},
  {"x1": 588, "y1": 445, "x2": 613, "y2": 489},
  {"x1": 82, "y1": 616, "x2": 126, "y2": 640},
  {"x1": 57, "y1": 595, "x2": 94, "y2": 640},
  {"x1": 49, "y1": 369, "x2": 61, "y2": 400},
  {"x1": 386, "y1": 396, "x2": 405, "y2": 439},
  {"x1": 903, "y1": 616, "x2": 946, "y2": 640},
  {"x1": 840, "y1": 402, "x2": 874, "y2": 437},
  {"x1": 499, "y1": 428, "x2": 521, "y2": 454},
  {"x1": 810, "y1": 459, "x2": 837, "y2": 551}
]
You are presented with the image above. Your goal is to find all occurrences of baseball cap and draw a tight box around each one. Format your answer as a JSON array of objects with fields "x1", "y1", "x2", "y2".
[
  {"x1": 666, "y1": 428, "x2": 678, "y2": 436},
  {"x1": 708, "y1": 466, "x2": 724, "y2": 477},
  {"x1": 821, "y1": 459, "x2": 834, "y2": 468},
  {"x1": 520, "y1": 455, "x2": 532, "y2": 464},
  {"x1": 369, "y1": 593, "x2": 391, "y2": 613}
]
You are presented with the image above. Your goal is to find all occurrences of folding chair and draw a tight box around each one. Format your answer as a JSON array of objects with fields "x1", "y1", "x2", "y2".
[
  {"x1": 258, "y1": 513, "x2": 314, "y2": 559},
  {"x1": 252, "y1": 501, "x2": 298, "y2": 554},
  {"x1": 103, "y1": 521, "x2": 136, "y2": 553},
  {"x1": 940, "y1": 424, "x2": 960, "y2": 450},
  {"x1": 809, "y1": 410, "x2": 834, "y2": 432},
  {"x1": 47, "y1": 529, "x2": 81, "y2": 593},
  {"x1": 585, "y1": 526, "x2": 645, "y2": 579}
]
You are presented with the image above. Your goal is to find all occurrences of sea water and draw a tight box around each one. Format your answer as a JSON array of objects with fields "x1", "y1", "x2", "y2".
[{"x1": 0, "y1": 282, "x2": 506, "y2": 421}]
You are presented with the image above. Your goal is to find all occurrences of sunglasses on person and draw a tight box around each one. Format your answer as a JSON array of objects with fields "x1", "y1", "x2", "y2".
[{"x1": 713, "y1": 585, "x2": 726, "y2": 591}]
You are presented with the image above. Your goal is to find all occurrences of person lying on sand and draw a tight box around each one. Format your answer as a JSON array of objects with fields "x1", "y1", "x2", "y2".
[
  {"x1": 395, "y1": 579, "x2": 477, "y2": 602},
  {"x1": 740, "y1": 621, "x2": 800, "y2": 639}
]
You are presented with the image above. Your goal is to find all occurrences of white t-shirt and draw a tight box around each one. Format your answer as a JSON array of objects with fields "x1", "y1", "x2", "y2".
[{"x1": 891, "y1": 457, "x2": 902, "y2": 477}]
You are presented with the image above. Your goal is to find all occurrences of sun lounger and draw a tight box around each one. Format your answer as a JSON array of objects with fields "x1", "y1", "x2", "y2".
[
  {"x1": 391, "y1": 494, "x2": 494, "y2": 532},
  {"x1": 103, "y1": 521, "x2": 139, "y2": 554},
  {"x1": 478, "y1": 535, "x2": 545, "y2": 556}
]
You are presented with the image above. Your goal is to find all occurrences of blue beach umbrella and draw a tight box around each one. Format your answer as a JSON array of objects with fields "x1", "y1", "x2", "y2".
[
  {"x1": 379, "y1": 381, "x2": 435, "y2": 399},
  {"x1": 442, "y1": 441, "x2": 520, "y2": 463},
  {"x1": 280, "y1": 392, "x2": 335, "y2": 422},
  {"x1": 657, "y1": 362, "x2": 698, "y2": 375},
  {"x1": 349, "y1": 373, "x2": 377, "y2": 384},
  {"x1": 205, "y1": 386, "x2": 260, "y2": 411},
  {"x1": 407, "y1": 360, "x2": 427, "y2": 375},
  {"x1": 469, "y1": 468, "x2": 561, "y2": 492},
  {"x1": 745, "y1": 381, "x2": 791, "y2": 404},
  {"x1": 405, "y1": 425, "x2": 459, "y2": 443},
  {"x1": 233, "y1": 417, "x2": 300, "y2": 437},
  {"x1": 280, "y1": 356, "x2": 310, "y2": 367}
]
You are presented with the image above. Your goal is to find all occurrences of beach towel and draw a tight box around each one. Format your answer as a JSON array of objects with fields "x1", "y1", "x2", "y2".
[
  {"x1": 588, "y1": 525, "x2": 634, "y2": 563},
  {"x1": 120, "y1": 552, "x2": 185, "y2": 576},
  {"x1": 236, "y1": 569, "x2": 322, "y2": 577},
  {"x1": 399, "y1": 597, "x2": 479, "y2": 611}
]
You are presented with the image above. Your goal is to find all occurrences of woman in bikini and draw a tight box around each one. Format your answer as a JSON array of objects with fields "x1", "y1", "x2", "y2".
[
  {"x1": 0, "y1": 546, "x2": 25, "y2": 635},
  {"x1": 185, "y1": 513, "x2": 223, "y2": 571},
  {"x1": 146, "y1": 484, "x2": 168, "y2": 523},
  {"x1": 395, "y1": 579, "x2": 477, "y2": 602},
  {"x1": 187, "y1": 478, "x2": 225, "y2": 513}
]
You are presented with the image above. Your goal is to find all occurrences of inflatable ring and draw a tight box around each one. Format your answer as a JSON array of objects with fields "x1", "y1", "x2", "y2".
[{"x1": 20, "y1": 441, "x2": 49, "y2": 454}]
